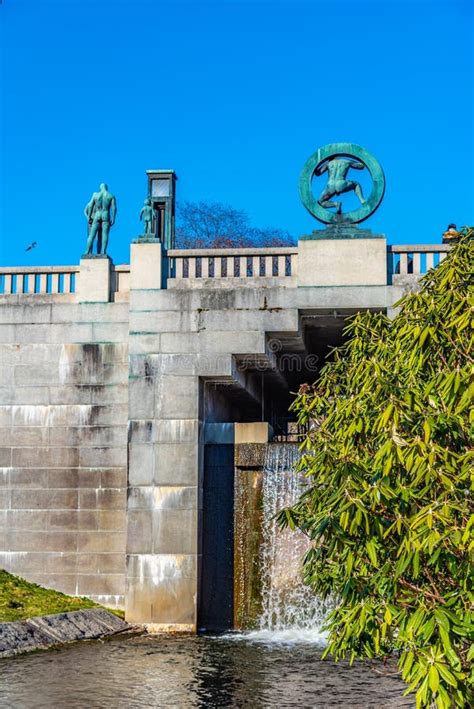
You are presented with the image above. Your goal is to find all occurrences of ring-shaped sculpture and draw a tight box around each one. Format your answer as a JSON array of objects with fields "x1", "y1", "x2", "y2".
[{"x1": 299, "y1": 143, "x2": 385, "y2": 225}]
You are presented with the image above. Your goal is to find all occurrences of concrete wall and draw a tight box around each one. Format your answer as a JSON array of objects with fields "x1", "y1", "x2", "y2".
[{"x1": 0, "y1": 298, "x2": 129, "y2": 609}]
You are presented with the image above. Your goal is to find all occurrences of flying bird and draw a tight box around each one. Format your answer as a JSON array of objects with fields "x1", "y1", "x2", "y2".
[{"x1": 25, "y1": 242, "x2": 37, "y2": 252}]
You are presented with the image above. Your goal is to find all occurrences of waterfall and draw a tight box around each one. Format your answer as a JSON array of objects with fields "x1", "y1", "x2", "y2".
[{"x1": 251, "y1": 443, "x2": 332, "y2": 643}]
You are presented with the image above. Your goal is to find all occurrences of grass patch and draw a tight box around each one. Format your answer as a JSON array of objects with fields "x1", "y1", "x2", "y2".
[{"x1": 0, "y1": 569, "x2": 124, "y2": 622}]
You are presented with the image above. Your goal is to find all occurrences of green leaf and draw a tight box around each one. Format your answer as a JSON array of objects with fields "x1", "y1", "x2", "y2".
[
  {"x1": 366, "y1": 540, "x2": 378, "y2": 567},
  {"x1": 428, "y1": 664, "x2": 439, "y2": 693}
]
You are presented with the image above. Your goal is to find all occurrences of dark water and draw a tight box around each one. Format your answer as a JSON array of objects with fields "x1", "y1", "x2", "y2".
[{"x1": 0, "y1": 633, "x2": 412, "y2": 708}]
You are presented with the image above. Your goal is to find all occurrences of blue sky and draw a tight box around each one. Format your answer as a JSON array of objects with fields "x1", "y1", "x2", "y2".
[{"x1": 1, "y1": 0, "x2": 472, "y2": 266}]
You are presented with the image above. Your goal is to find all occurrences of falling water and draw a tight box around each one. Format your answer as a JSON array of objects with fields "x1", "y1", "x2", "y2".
[{"x1": 249, "y1": 443, "x2": 332, "y2": 644}]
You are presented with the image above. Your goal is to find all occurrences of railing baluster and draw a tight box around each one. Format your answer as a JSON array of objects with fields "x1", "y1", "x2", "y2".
[
  {"x1": 4, "y1": 274, "x2": 13, "y2": 294},
  {"x1": 201, "y1": 257, "x2": 209, "y2": 278},
  {"x1": 251, "y1": 256, "x2": 259, "y2": 277},
  {"x1": 188, "y1": 257, "x2": 196, "y2": 279},
  {"x1": 426, "y1": 252, "x2": 434, "y2": 270},
  {"x1": 39, "y1": 273, "x2": 47, "y2": 293},
  {"x1": 239, "y1": 257, "x2": 247, "y2": 277},
  {"x1": 264, "y1": 256, "x2": 272, "y2": 277},
  {"x1": 412, "y1": 252, "x2": 421, "y2": 274},
  {"x1": 277, "y1": 255, "x2": 286, "y2": 276},
  {"x1": 214, "y1": 257, "x2": 222, "y2": 278},
  {"x1": 51, "y1": 273, "x2": 60, "y2": 293},
  {"x1": 175, "y1": 258, "x2": 184, "y2": 278},
  {"x1": 399, "y1": 253, "x2": 408, "y2": 275}
]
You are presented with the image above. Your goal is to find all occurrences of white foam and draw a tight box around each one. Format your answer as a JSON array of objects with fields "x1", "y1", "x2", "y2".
[{"x1": 222, "y1": 627, "x2": 328, "y2": 646}]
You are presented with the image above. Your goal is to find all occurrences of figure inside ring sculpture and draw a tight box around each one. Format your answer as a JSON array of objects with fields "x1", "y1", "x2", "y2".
[{"x1": 315, "y1": 157, "x2": 367, "y2": 214}]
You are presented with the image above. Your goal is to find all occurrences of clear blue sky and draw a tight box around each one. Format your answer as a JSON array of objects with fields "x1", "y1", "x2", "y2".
[{"x1": 1, "y1": 0, "x2": 473, "y2": 266}]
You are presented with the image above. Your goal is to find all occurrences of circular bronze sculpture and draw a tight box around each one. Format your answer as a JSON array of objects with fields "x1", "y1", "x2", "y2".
[{"x1": 299, "y1": 143, "x2": 385, "y2": 225}]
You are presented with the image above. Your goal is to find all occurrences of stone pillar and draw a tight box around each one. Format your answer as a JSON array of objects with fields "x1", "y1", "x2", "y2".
[
  {"x1": 130, "y1": 239, "x2": 163, "y2": 290},
  {"x1": 126, "y1": 238, "x2": 200, "y2": 630},
  {"x1": 77, "y1": 255, "x2": 112, "y2": 302},
  {"x1": 297, "y1": 229, "x2": 387, "y2": 287}
]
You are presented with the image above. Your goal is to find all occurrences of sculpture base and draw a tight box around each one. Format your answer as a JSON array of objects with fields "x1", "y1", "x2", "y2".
[
  {"x1": 130, "y1": 239, "x2": 163, "y2": 289},
  {"x1": 78, "y1": 255, "x2": 112, "y2": 302},
  {"x1": 297, "y1": 233, "x2": 387, "y2": 287},
  {"x1": 132, "y1": 236, "x2": 162, "y2": 244},
  {"x1": 300, "y1": 225, "x2": 383, "y2": 240},
  {"x1": 81, "y1": 253, "x2": 112, "y2": 259}
]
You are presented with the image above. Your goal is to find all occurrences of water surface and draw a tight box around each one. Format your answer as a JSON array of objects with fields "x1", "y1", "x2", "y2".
[{"x1": 0, "y1": 633, "x2": 413, "y2": 708}]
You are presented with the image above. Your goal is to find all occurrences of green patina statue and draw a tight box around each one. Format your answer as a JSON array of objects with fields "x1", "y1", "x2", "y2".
[
  {"x1": 84, "y1": 183, "x2": 117, "y2": 255},
  {"x1": 316, "y1": 157, "x2": 366, "y2": 213},
  {"x1": 139, "y1": 198, "x2": 155, "y2": 236},
  {"x1": 299, "y1": 143, "x2": 385, "y2": 225}
]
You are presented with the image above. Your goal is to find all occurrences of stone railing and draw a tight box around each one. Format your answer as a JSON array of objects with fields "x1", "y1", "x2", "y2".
[
  {"x1": 111, "y1": 265, "x2": 130, "y2": 301},
  {"x1": 388, "y1": 244, "x2": 449, "y2": 278},
  {"x1": 167, "y1": 247, "x2": 298, "y2": 283},
  {"x1": 0, "y1": 243, "x2": 450, "y2": 300},
  {"x1": 0, "y1": 266, "x2": 80, "y2": 295},
  {"x1": 0, "y1": 264, "x2": 131, "y2": 301}
]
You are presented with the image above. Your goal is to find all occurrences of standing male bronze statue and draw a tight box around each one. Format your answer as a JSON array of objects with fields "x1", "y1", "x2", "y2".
[
  {"x1": 84, "y1": 183, "x2": 117, "y2": 255},
  {"x1": 139, "y1": 198, "x2": 156, "y2": 236}
]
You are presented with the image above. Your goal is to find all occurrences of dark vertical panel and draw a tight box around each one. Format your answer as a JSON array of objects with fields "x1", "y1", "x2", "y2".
[{"x1": 198, "y1": 444, "x2": 234, "y2": 632}]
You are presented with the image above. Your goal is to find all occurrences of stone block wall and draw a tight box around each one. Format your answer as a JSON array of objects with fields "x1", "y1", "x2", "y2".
[{"x1": 0, "y1": 299, "x2": 129, "y2": 609}]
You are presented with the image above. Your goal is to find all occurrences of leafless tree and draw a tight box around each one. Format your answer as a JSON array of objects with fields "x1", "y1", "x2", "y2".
[{"x1": 176, "y1": 200, "x2": 294, "y2": 248}]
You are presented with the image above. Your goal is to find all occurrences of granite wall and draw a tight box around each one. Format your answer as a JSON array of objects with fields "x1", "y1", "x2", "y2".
[{"x1": 0, "y1": 298, "x2": 129, "y2": 609}]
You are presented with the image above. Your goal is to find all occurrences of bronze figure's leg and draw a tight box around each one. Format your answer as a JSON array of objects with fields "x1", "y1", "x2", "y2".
[
  {"x1": 86, "y1": 220, "x2": 99, "y2": 254},
  {"x1": 318, "y1": 187, "x2": 341, "y2": 212},
  {"x1": 97, "y1": 223, "x2": 103, "y2": 255},
  {"x1": 101, "y1": 222, "x2": 110, "y2": 255},
  {"x1": 338, "y1": 180, "x2": 366, "y2": 205},
  {"x1": 353, "y1": 182, "x2": 366, "y2": 204}
]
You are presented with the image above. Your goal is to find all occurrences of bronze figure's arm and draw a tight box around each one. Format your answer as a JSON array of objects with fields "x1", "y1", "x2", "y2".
[
  {"x1": 84, "y1": 198, "x2": 94, "y2": 222},
  {"x1": 110, "y1": 195, "x2": 117, "y2": 226},
  {"x1": 348, "y1": 160, "x2": 365, "y2": 170},
  {"x1": 314, "y1": 161, "x2": 329, "y2": 176}
]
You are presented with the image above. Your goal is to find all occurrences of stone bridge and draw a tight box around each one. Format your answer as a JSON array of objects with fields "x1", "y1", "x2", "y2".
[{"x1": 0, "y1": 236, "x2": 448, "y2": 629}]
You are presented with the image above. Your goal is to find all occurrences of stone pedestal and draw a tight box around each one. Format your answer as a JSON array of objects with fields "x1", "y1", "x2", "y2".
[
  {"x1": 130, "y1": 239, "x2": 163, "y2": 290},
  {"x1": 78, "y1": 255, "x2": 112, "y2": 302},
  {"x1": 297, "y1": 227, "x2": 387, "y2": 287}
]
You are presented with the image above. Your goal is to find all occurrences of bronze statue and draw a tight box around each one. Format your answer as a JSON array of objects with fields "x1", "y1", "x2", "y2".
[
  {"x1": 316, "y1": 158, "x2": 367, "y2": 214},
  {"x1": 139, "y1": 198, "x2": 155, "y2": 236},
  {"x1": 84, "y1": 183, "x2": 117, "y2": 255}
]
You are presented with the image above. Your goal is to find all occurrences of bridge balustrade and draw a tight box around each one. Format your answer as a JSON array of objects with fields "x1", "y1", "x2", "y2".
[
  {"x1": 0, "y1": 266, "x2": 80, "y2": 295},
  {"x1": 0, "y1": 244, "x2": 452, "y2": 299},
  {"x1": 388, "y1": 244, "x2": 449, "y2": 278},
  {"x1": 167, "y1": 247, "x2": 298, "y2": 281}
]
